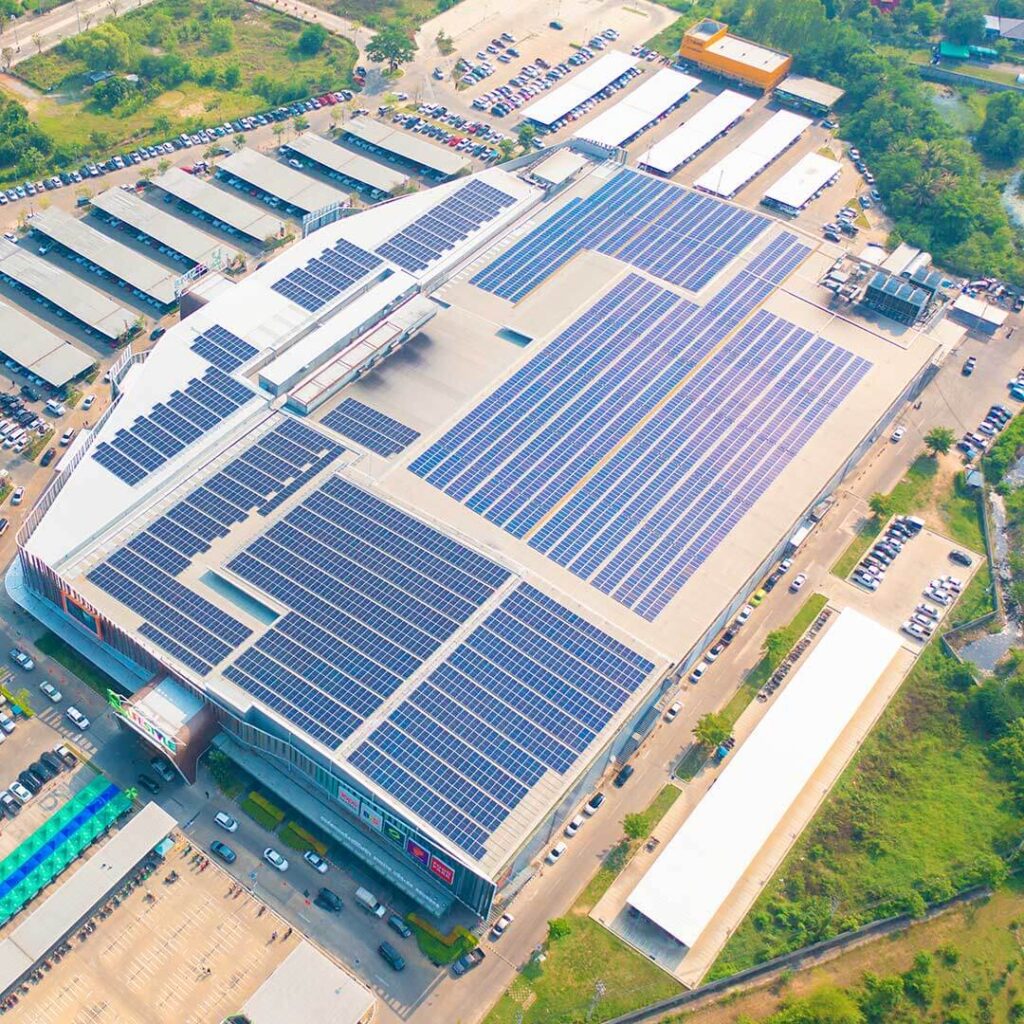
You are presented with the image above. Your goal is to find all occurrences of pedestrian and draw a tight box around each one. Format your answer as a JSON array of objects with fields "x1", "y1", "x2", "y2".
[
  {"x1": 270, "y1": 931, "x2": 277, "y2": 942},
  {"x1": 205, "y1": 790, "x2": 210, "y2": 799}
]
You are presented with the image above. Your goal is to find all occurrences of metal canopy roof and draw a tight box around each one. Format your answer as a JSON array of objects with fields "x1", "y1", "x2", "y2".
[
  {"x1": 0, "y1": 239, "x2": 136, "y2": 339},
  {"x1": 342, "y1": 118, "x2": 470, "y2": 177},
  {"x1": 285, "y1": 132, "x2": 408, "y2": 194},
  {"x1": 0, "y1": 301, "x2": 94, "y2": 385},
  {"x1": 522, "y1": 50, "x2": 638, "y2": 127},
  {"x1": 219, "y1": 149, "x2": 348, "y2": 214}
]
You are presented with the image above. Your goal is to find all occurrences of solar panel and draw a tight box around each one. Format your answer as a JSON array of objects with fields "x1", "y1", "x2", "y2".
[
  {"x1": 93, "y1": 367, "x2": 258, "y2": 486},
  {"x1": 190, "y1": 325, "x2": 258, "y2": 372},
  {"x1": 415, "y1": 249, "x2": 870, "y2": 619},
  {"x1": 321, "y1": 398, "x2": 420, "y2": 456},
  {"x1": 376, "y1": 179, "x2": 516, "y2": 272},
  {"x1": 470, "y1": 168, "x2": 770, "y2": 301},
  {"x1": 346, "y1": 583, "x2": 653, "y2": 859},
  {"x1": 271, "y1": 238, "x2": 383, "y2": 312}
]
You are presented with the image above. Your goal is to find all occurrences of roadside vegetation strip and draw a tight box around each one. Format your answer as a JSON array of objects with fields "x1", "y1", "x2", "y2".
[
  {"x1": 678, "y1": 594, "x2": 828, "y2": 782},
  {"x1": 484, "y1": 786, "x2": 682, "y2": 1024},
  {"x1": 34, "y1": 628, "x2": 131, "y2": 697},
  {"x1": 408, "y1": 915, "x2": 477, "y2": 965}
]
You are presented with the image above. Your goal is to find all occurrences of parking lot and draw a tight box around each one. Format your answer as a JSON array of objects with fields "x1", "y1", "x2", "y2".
[{"x1": 2, "y1": 834, "x2": 298, "y2": 1024}]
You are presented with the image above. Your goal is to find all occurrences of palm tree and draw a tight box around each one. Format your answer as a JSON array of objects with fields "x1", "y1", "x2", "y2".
[
  {"x1": 924, "y1": 426, "x2": 955, "y2": 456},
  {"x1": 232, "y1": 132, "x2": 246, "y2": 152}
]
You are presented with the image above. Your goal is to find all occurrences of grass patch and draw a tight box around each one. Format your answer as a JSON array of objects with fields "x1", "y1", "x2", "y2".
[
  {"x1": 408, "y1": 917, "x2": 477, "y2": 965},
  {"x1": 833, "y1": 516, "x2": 884, "y2": 578},
  {"x1": 278, "y1": 819, "x2": 328, "y2": 855},
  {"x1": 951, "y1": 562, "x2": 996, "y2": 626},
  {"x1": 485, "y1": 785, "x2": 683, "y2": 1023},
  {"x1": 22, "y1": 428, "x2": 54, "y2": 462},
  {"x1": 285, "y1": 0, "x2": 456, "y2": 30},
  {"x1": 709, "y1": 640, "x2": 1017, "y2": 980},
  {"x1": 35, "y1": 629, "x2": 129, "y2": 697},
  {"x1": 240, "y1": 790, "x2": 285, "y2": 831}
]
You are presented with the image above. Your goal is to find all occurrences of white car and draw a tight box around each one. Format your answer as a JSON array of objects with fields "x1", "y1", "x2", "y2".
[
  {"x1": 735, "y1": 605, "x2": 753, "y2": 626},
  {"x1": 39, "y1": 680, "x2": 62, "y2": 703},
  {"x1": 303, "y1": 850, "x2": 329, "y2": 874},
  {"x1": 789, "y1": 572, "x2": 807, "y2": 593},
  {"x1": 665, "y1": 700, "x2": 682, "y2": 722},
  {"x1": 9, "y1": 781, "x2": 32, "y2": 802},
  {"x1": 64, "y1": 706, "x2": 90, "y2": 730},
  {"x1": 214, "y1": 811, "x2": 239, "y2": 832},
  {"x1": 564, "y1": 813, "x2": 584, "y2": 838},
  {"x1": 490, "y1": 913, "x2": 513, "y2": 938},
  {"x1": 11, "y1": 487, "x2": 24, "y2": 505},
  {"x1": 689, "y1": 661, "x2": 707, "y2": 684},
  {"x1": 546, "y1": 841, "x2": 567, "y2": 864},
  {"x1": 890, "y1": 425, "x2": 905, "y2": 443},
  {"x1": 263, "y1": 847, "x2": 289, "y2": 871},
  {"x1": 81, "y1": 395, "x2": 95, "y2": 410}
]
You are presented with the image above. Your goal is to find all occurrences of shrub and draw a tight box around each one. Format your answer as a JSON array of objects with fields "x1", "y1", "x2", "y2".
[
  {"x1": 278, "y1": 820, "x2": 327, "y2": 855},
  {"x1": 241, "y1": 790, "x2": 285, "y2": 830},
  {"x1": 407, "y1": 914, "x2": 477, "y2": 964}
]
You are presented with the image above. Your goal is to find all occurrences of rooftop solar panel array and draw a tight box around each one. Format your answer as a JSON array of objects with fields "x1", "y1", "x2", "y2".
[
  {"x1": 272, "y1": 238, "x2": 383, "y2": 313},
  {"x1": 415, "y1": 233, "x2": 870, "y2": 619},
  {"x1": 376, "y1": 179, "x2": 517, "y2": 273},
  {"x1": 190, "y1": 324, "x2": 259, "y2": 372},
  {"x1": 87, "y1": 418, "x2": 343, "y2": 674},
  {"x1": 321, "y1": 398, "x2": 420, "y2": 456},
  {"x1": 92, "y1": 367, "x2": 259, "y2": 486},
  {"x1": 348, "y1": 582, "x2": 653, "y2": 859},
  {"x1": 470, "y1": 168, "x2": 769, "y2": 301},
  {"x1": 222, "y1": 477, "x2": 511, "y2": 750}
]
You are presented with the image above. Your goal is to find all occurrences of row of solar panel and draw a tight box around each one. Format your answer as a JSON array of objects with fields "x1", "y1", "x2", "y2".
[
  {"x1": 471, "y1": 168, "x2": 770, "y2": 301},
  {"x1": 93, "y1": 367, "x2": 257, "y2": 486},
  {"x1": 348, "y1": 582, "x2": 654, "y2": 859},
  {"x1": 321, "y1": 397, "x2": 420, "y2": 456},
  {"x1": 190, "y1": 324, "x2": 259, "y2": 373},
  {"x1": 271, "y1": 236, "x2": 383, "y2": 313},
  {"x1": 90, "y1": 418, "x2": 343, "y2": 673},
  {"x1": 376, "y1": 178, "x2": 517, "y2": 273},
  {"x1": 220, "y1": 476, "x2": 513, "y2": 751}
]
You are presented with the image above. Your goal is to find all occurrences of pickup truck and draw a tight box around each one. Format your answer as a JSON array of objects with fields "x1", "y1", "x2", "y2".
[{"x1": 451, "y1": 948, "x2": 485, "y2": 976}]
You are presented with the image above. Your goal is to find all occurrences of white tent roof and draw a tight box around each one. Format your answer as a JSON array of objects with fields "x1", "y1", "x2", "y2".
[
  {"x1": 627, "y1": 608, "x2": 901, "y2": 949},
  {"x1": 522, "y1": 51, "x2": 638, "y2": 127},
  {"x1": 694, "y1": 110, "x2": 811, "y2": 198},
  {"x1": 572, "y1": 68, "x2": 699, "y2": 148},
  {"x1": 638, "y1": 90, "x2": 755, "y2": 176},
  {"x1": 762, "y1": 152, "x2": 841, "y2": 211}
]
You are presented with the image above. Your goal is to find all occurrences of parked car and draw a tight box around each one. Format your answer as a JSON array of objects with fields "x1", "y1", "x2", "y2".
[
  {"x1": 9, "y1": 648, "x2": 34, "y2": 671},
  {"x1": 890, "y1": 425, "x2": 905, "y2": 443},
  {"x1": 962, "y1": 355, "x2": 977, "y2": 376},
  {"x1": 665, "y1": 700, "x2": 682, "y2": 722},
  {"x1": 546, "y1": 841, "x2": 567, "y2": 863},
  {"x1": 613, "y1": 763, "x2": 634, "y2": 787},
  {"x1": 210, "y1": 840, "x2": 237, "y2": 864},
  {"x1": 65, "y1": 706, "x2": 90, "y2": 730},
  {"x1": 564, "y1": 814, "x2": 585, "y2": 838},
  {"x1": 389, "y1": 914, "x2": 413, "y2": 938},
  {"x1": 789, "y1": 572, "x2": 807, "y2": 593},
  {"x1": 136, "y1": 773, "x2": 161, "y2": 794},
  {"x1": 313, "y1": 887, "x2": 343, "y2": 912},
  {"x1": 583, "y1": 792, "x2": 605, "y2": 816},
  {"x1": 214, "y1": 811, "x2": 239, "y2": 832},
  {"x1": 949, "y1": 549, "x2": 973, "y2": 567},
  {"x1": 378, "y1": 941, "x2": 406, "y2": 971},
  {"x1": 150, "y1": 758, "x2": 175, "y2": 782},
  {"x1": 490, "y1": 913, "x2": 513, "y2": 939},
  {"x1": 39, "y1": 680, "x2": 62, "y2": 702},
  {"x1": 263, "y1": 847, "x2": 288, "y2": 871},
  {"x1": 303, "y1": 850, "x2": 329, "y2": 874}
]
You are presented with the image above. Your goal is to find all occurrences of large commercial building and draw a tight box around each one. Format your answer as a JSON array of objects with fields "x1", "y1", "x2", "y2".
[
  {"x1": 12, "y1": 156, "x2": 942, "y2": 923},
  {"x1": 678, "y1": 20, "x2": 792, "y2": 91}
]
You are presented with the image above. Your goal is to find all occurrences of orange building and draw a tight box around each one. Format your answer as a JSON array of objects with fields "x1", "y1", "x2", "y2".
[{"x1": 678, "y1": 19, "x2": 792, "y2": 92}]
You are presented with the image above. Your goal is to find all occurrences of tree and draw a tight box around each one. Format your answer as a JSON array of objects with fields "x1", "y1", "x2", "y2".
[
  {"x1": 924, "y1": 425, "x2": 955, "y2": 455},
  {"x1": 1, "y1": 46, "x2": 13, "y2": 72},
  {"x1": 435, "y1": 28, "x2": 454, "y2": 56},
  {"x1": 976, "y1": 92, "x2": 1024, "y2": 164},
  {"x1": 365, "y1": 25, "x2": 416, "y2": 72},
  {"x1": 767, "y1": 985, "x2": 864, "y2": 1024},
  {"x1": 208, "y1": 17, "x2": 234, "y2": 53},
  {"x1": 944, "y1": 0, "x2": 987, "y2": 44},
  {"x1": 297, "y1": 22, "x2": 327, "y2": 56},
  {"x1": 693, "y1": 712, "x2": 730, "y2": 750},
  {"x1": 232, "y1": 131, "x2": 245, "y2": 151},
  {"x1": 498, "y1": 138, "x2": 516, "y2": 162},
  {"x1": 328, "y1": 106, "x2": 341, "y2": 132},
  {"x1": 764, "y1": 628, "x2": 792, "y2": 665},
  {"x1": 868, "y1": 492, "x2": 894, "y2": 519},
  {"x1": 623, "y1": 812, "x2": 648, "y2": 839},
  {"x1": 291, "y1": 114, "x2": 308, "y2": 136},
  {"x1": 68, "y1": 22, "x2": 133, "y2": 71},
  {"x1": 272, "y1": 122, "x2": 285, "y2": 145},
  {"x1": 203, "y1": 144, "x2": 219, "y2": 167},
  {"x1": 221, "y1": 62, "x2": 241, "y2": 89},
  {"x1": 139, "y1": 165, "x2": 155, "y2": 183},
  {"x1": 517, "y1": 122, "x2": 537, "y2": 151},
  {"x1": 547, "y1": 917, "x2": 571, "y2": 940},
  {"x1": 156, "y1": 157, "x2": 170, "y2": 174},
  {"x1": 91, "y1": 75, "x2": 134, "y2": 111}
]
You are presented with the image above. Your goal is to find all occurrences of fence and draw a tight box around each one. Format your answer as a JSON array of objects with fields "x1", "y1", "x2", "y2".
[{"x1": 916, "y1": 63, "x2": 1024, "y2": 93}]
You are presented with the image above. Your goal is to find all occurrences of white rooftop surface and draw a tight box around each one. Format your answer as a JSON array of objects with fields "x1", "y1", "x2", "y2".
[
  {"x1": 0, "y1": 301, "x2": 94, "y2": 386},
  {"x1": 638, "y1": 90, "x2": 754, "y2": 175},
  {"x1": 881, "y1": 242, "x2": 920, "y2": 277},
  {"x1": 704, "y1": 32, "x2": 789, "y2": 73},
  {"x1": 626, "y1": 609, "x2": 902, "y2": 949},
  {"x1": 219, "y1": 149, "x2": 347, "y2": 213},
  {"x1": 762, "y1": 152, "x2": 841, "y2": 210},
  {"x1": 530, "y1": 148, "x2": 589, "y2": 186},
  {"x1": 242, "y1": 942, "x2": 374, "y2": 1024},
  {"x1": 287, "y1": 132, "x2": 409, "y2": 193},
  {"x1": 259, "y1": 272, "x2": 417, "y2": 391},
  {"x1": 0, "y1": 804, "x2": 177, "y2": 993},
  {"x1": 952, "y1": 292, "x2": 1009, "y2": 326},
  {"x1": 31, "y1": 207, "x2": 179, "y2": 305},
  {"x1": 91, "y1": 188, "x2": 226, "y2": 267},
  {"x1": 694, "y1": 110, "x2": 812, "y2": 198},
  {"x1": 342, "y1": 118, "x2": 470, "y2": 177},
  {"x1": 572, "y1": 68, "x2": 700, "y2": 148},
  {"x1": 522, "y1": 50, "x2": 638, "y2": 127},
  {"x1": 0, "y1": 238, "x2": 137, "y2": 340},
  {"x1": 152, "y1": 167, "x2": 286, "y2": 242},
  {"x1": 135, "y1": 676, "x2": 205, "y2": 733},
  {"x1": 775, "y1": 74, "x2": 845, "y2": 108}
]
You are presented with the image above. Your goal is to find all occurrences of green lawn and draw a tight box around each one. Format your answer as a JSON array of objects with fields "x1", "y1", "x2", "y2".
[
  {"x1": 709, "y1": 640, "x2": 1018, "y2": 981},
  {"x1": 34, "y1": 629, "x2": 129, "y2": 697},
  {"x1": 484, "y1": 785, "x2": 682, "y2": 1024},
  {"x1": 299, "y1": 0, "x2": 452, "y2": 30}
]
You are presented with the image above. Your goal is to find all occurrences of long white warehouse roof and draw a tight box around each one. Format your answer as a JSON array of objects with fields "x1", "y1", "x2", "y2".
[
  {"x1": 284, "y1": 132, "x2": 408, "y2": 193},
  {"x1": 523, "y1": 50, "x2": 638, "y2": 127},
  {"x1": 573, "y1": 68, "x2": 699, "y2": 148},
  {"x1": 762, "y1": 152, "x2": 841, "y2": 212},
  {"x1": 627, "y1": 609, "x2": 902, "y2": 949},
  {"x1": 694, "y1": 110, "x2": 811, "y2": 198},
  {"x1": 638, "y1": 90, "x2": 754, "y2": 176},
  {"x1": 219, "y1": 149, "x2": 348, "y2": 214}
]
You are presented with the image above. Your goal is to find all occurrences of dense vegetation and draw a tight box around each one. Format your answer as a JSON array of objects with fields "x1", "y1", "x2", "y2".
[{"x1": 718, "y1": 0, "x2": 1024, "y2": 283}]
